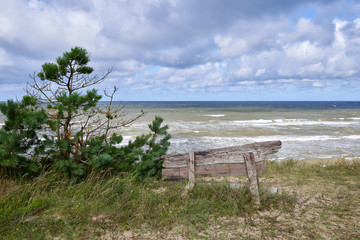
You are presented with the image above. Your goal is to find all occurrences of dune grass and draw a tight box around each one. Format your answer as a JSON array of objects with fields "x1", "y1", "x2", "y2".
[{"x1": 0, "y1": 158, "x2": 359, "y2": 239}]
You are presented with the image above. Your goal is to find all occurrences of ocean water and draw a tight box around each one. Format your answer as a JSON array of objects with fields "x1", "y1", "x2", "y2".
[
  {"x1": 120, "y1": 101, "x2": 360, "y2": 161},
  {"x1": 1, "y1": 101, "x2": 359, "y2": 161}
]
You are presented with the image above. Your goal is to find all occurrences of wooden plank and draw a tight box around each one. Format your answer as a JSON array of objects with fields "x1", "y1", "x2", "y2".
[
  {"x1": 188, "y1": 152, "x2": 195, "y2": 185},
  {"x1": 183, "y1": 152, "x2": 195, "y2": 196},
  {"x1": 162, "y1": 161, "x2": 267, "y2": 180},
  {"x1": 244, "y1": 152, "x2": 260, "y2": 206},
  {"x1": 162, "y1": 168, "x2": 188, "y2": 180},
  {"x1": 163, "y1": 140, "x2": 281, "y2": 168}
]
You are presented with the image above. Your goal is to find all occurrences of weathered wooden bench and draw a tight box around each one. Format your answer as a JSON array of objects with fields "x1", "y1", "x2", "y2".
[{"x1": 162, "y1": 140, "x2": 282, "y2": 205}]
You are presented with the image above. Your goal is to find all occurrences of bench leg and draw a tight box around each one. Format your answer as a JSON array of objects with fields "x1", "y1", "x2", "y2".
[
  {"x1": 182, "y1": 152, "x2": 195, "y2": 196},
  {"x1": 244, "y1": 152, "x2": 261, "y2": 206}
]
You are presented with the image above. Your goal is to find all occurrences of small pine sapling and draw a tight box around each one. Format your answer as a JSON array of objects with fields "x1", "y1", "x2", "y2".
[{"x1": 135, "y1": 116, "x2": 171, "y2": 180}]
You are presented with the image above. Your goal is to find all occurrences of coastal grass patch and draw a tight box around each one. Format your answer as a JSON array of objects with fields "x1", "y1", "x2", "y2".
[
  {"x1": 0, "y1": 171, "x2": 296, "y2": 239},
  {"x1": 265, "y1": 157, "x2": 360, "y2": 181},
  {"x1": 0, "y1": 158, "x2": 359, "y2": 239}
]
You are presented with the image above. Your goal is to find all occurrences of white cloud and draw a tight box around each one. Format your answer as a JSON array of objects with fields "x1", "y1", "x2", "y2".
[
  {"x1": 234, "y1": 65, "x2": 252, "y2": 78},
  {"x1": 279, "y1": 18, "x2": 332, "y2": 45},
  {"x1": 0, "y1": 48, "x2": 14, "y2": 67},
  {"x1": 1, "y1": 0, "x2": 360, "y2": 100},
  {"x1": 284, "y1": 41, "x2": 323, "y2": 62},
  {"x1": 255, "y1": 68, "x2": 266, "y2": 77},
  {"x1": 312, "y1": 82, "x2": 323, "y2": 87},
  {"x1": 299, "y1": 62, "x2": 325, "y2": 76},
  {"x1": 214, "y1": 36, "x2": 248, "y2": 58},
  {"x1": 237, "y1": 81, "x2": 256, "y2": 86}
]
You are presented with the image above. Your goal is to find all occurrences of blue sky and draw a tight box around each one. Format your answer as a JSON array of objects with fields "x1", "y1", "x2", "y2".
[{"x1": 1, "y1": 0, "x2": 360, "y2": 101}]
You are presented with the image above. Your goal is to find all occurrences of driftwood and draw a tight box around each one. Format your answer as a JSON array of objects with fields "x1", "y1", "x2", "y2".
[{"x1": 162, "y1": 140, "x2": 282, "y2": 205}]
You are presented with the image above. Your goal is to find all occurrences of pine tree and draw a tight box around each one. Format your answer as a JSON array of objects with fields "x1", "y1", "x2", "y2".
[
  {"x1": 0, "y1": 96, "x2": 49, "y2": 177},
  {"x1": 20, "y1": 46, "x2": 170, "y2": 179},
  {"x1": 25, "y1": 47, "x2": 146, "y2": 177}
]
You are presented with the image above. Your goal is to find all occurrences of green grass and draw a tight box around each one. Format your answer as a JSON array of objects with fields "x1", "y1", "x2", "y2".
[{"x1": 0, "y1": 158, "x2": 359, "y2": 239}]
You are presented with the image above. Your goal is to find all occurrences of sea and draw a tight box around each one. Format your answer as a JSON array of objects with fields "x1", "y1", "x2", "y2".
[
  {"x1": 1, "y1": 101, "x2": 359, "y2": 161},
  {"x1": 119, "y1": 101, "x2": 360, "y2": 161}
]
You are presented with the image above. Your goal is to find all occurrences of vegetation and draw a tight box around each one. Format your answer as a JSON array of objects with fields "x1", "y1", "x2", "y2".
[
  {"x1": 0, "y1": 158, "x2": 359, "y2": 239},
  {"x1": 1, "y1": 47, "x2": 358, "y2": 239},
  {"x1": 0, "y1": 46, "x2": 170, "y2": 180},
  {"x1": 0, "y1": 96, "x2": 49, "y2": 178}
]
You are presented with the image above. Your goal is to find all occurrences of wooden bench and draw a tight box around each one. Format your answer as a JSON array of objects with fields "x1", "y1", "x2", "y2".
[{"x1": 162, "y1": 140, "x2": 282, "y2": 205}]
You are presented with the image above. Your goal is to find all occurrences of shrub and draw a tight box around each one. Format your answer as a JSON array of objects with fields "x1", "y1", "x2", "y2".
[
  {"x1": 0, "y1": 96, "x2": 50, "y2": 178},
  {"x1": 0, "y1": 47, "x2": 171, "y2": 180}
]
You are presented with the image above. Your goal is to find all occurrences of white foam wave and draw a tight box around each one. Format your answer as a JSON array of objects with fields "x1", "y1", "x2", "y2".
[
  {"x1": 163, "y1": 119, "x2": 360, "y2": 135},
  {"x1": 204, "y1": 114, "x2": 225, "y2": 117},
  {"x1": 195, "y1": 134, "x2": 360, "y2": 143},
  {"x1": 231, "y1": 119, "x2": 358, "y2": 127},
  {"x1": 343, "y1": 135, "x2": 360, "y2": 140},
  {"x1": 170, "y1": 138, "x2": 191, "y2": 144}
]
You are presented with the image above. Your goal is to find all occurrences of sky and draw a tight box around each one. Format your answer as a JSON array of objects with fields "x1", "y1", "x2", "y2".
[{"x1": 1, "y1": 0, "x2": 360, "y2": 101}]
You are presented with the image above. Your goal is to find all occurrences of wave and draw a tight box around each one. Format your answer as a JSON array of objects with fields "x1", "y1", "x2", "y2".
[
  {"x1": 160, "y1": 119, "x2": 360, "y2": 136},
  {"x1": 187, "y1": 134, "x2": 360, "y2": 143},
  {"x1": 203, "y1": 114, "x2": 225, "y2": 117},
  {"x1": 162, "y1": 118, "x2": 360, "y2": 129},
  {"x1": 230, "y1": 119, "x2": 358, "y2": 126}
]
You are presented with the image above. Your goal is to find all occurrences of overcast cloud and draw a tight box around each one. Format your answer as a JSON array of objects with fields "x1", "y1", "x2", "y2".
[{"x1": 1, "y1": 0, "x2": 360, "y2": 100}]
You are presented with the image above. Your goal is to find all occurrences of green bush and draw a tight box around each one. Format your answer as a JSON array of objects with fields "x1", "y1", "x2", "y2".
[
  {"x1": 0, "y1": 96, "x2": 50, "y2": 177},
  {"x1": 0, "y1": 47, "x2": 171, "y2": 181}
]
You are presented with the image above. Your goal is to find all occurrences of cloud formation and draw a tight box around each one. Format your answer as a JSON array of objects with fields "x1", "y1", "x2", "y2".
[{"x1": 0, "y1": 0, "x2": 360, "y2": 100}]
